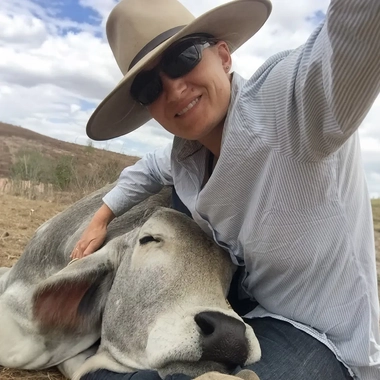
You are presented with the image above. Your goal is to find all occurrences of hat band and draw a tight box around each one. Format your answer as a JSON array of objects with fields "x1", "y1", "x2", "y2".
[{"x1": 129, "y1": 25, "x2": 185, "y2": 70}]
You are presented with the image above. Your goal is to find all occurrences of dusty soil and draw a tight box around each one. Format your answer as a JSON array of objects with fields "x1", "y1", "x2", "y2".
[
  {"x1": 0, "y1": 195, "x2": 66, "y2": 379},
  {"x1": 0, "y1": 195, "x2": 66, "y2": 267},
  {"x1": 0, "y1": 194, "x2": 379, "y2": 379}
]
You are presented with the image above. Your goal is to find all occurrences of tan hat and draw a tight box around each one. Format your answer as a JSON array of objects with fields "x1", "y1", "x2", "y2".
[{"x1": 86, "y1": 0, "x2": 272, "y2": 141}]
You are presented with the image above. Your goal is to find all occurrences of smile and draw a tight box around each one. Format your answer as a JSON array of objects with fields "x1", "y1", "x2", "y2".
[{"x1": 176, "y1": 97, "x2": 200, "y2": 117}]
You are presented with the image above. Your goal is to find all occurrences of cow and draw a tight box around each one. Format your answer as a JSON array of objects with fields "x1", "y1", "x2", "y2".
[{"x1": 0, "y1": 184, "x2": 261, "y2": 380}]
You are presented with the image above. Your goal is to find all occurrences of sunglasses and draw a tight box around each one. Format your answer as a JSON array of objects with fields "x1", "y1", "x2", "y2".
[{"x1": 130, "y1": 38, "x2": 215, "y2": 106}]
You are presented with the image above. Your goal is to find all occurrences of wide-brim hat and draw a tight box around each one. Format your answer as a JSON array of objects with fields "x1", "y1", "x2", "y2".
[{"x1": 87, "y1": 0, "x2": 272, "y2": 141}]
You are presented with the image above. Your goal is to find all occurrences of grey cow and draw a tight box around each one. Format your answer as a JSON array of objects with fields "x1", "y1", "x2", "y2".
[{"x1": 0, "y1": 185, "x2": 261, "y2": 380}]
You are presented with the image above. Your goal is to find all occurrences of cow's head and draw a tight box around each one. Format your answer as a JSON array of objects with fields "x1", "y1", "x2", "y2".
[{"x1": 33, "y1": 208, "x2": 261, "y2": 378}]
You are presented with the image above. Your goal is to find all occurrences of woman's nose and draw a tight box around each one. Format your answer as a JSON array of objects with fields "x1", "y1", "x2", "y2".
[{"x1": 160, "y1": 72, "x2": 187, "y2": 101}]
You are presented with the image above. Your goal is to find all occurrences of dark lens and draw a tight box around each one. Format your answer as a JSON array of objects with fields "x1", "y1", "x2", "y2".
[
  {"x1": 162, "y1": 41, "x2": 201, "y2": 78},
  {"x1": 130, "y1": 70, "x2": 162, "y2": 105}
]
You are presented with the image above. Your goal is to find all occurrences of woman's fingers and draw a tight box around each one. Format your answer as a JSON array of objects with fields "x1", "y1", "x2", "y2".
[
  {"x1": 70, "y1": 243, "x2": 87, "y2": 259},
  {"x1": 83, "y1": 240, "x2": 100, "y2": 257},
  {"x1": 69, "y1": 226, "x2": 107, "y2": 260}
]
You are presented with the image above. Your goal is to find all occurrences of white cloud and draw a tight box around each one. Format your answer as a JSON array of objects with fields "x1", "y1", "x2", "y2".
[
  {"x1": 0, "y1": 0, "x2": 379, "y2": 197},
  {"x1": 0, "y1": 13, "x2": 47, "y2": 47},
  {"x1": 0, "y1": 27, "x2": 119, "y2": 100}
]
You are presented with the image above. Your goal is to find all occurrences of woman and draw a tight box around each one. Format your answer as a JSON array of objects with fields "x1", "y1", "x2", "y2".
[{"x1": 72, "y1": 0, "x2": 380, "y2": 379}]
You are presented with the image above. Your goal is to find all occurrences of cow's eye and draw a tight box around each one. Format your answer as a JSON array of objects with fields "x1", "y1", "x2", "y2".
[{"x1": 139, "y1": 235, "x2": 160, "y2": 245}]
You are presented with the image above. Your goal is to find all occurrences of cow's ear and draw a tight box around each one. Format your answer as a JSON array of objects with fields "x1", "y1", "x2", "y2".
[{"x1": 32, "y1": 229, "x2": 138, "y2": 334}]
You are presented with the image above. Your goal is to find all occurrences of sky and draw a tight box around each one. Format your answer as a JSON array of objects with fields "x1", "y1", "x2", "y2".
[{"x1": 0, "y1": 0, "x2": 379, "y2": 197}]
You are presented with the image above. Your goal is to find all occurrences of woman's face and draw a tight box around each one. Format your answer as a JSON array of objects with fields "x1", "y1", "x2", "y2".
[{"x1": 147, "y1": 41, "x2": 232, "y2": 142}]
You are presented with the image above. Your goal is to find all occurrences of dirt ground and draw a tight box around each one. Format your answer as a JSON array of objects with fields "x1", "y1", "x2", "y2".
[
  {"x1": 0, "y1": 195, "x2": 66, "y2": 379},
  {"x1": 1, "y1": 194, "x2": 380, "y2": 379}
]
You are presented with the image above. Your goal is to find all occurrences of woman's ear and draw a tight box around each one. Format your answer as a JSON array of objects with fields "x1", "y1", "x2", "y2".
[{"x1": 216, "y1": 41, "x2": 232, "y2": 73}]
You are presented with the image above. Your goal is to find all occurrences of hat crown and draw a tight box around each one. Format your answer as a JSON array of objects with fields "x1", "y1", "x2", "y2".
[{"x1": 106, "y1": 0, "x2": 195, "y2": 75}]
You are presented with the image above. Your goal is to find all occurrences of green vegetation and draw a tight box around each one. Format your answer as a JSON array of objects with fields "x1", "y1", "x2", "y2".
[
  {"x1": 54, "y1": 155, "x2": 75, "y2": 190},
  {"x1": 9, "y1": 147, "x2": 124, "y2": 200},
  {"x1": 10, "y1": 149, "x2": 54, "y2": 184},
  {"x1": 84, "y1": 139, "x2": 95, "y2": 155},
  {"x1": 10, "y1": 148, "x2": 77, "y2": 190}
]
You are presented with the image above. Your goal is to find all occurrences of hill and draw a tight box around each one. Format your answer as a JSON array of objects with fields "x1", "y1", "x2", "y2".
[{"x1": 0, "y1": 122, "x2": 139, "y2": 179}]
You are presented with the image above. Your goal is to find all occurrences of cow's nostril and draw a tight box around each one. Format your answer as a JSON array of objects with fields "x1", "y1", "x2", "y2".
[
  {"x1": 194, "y1": 313, "x2": 215, "y2": 336},
  {"x1": 194, "y1": 311, "x2": 249, "y2": 367}
]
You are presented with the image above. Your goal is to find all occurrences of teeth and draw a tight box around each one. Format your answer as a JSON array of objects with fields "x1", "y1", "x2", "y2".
[{"x1": 177, "y1": 97, "x2": 200, "y2": 116}]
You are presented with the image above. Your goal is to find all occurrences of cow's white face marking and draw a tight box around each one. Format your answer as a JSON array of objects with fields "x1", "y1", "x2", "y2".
[
  {"x1": 92, "y1": 209, "x2": 261, "y2": 378},
  {"x1": 130, "y1": 216, "x2": 181, "y2": 270},
  {"x1": 145, "y1": 306, "x2": 246, "y2": 367}
]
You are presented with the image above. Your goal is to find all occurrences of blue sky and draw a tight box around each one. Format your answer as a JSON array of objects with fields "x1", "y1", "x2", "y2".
[
  {"x1": 55, "y1": 0, "x2": 100, "y2": 25},
  {"x1": 308, "y1": 10, "x2": 326, "y2": 25},
  {"x1": 31, "y1": 0, "x2": 100, "y2": 23}
]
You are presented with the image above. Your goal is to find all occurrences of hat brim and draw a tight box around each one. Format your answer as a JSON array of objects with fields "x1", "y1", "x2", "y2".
[{"x1": 86, "y1": 0, "x2": 272, "y2": 141}]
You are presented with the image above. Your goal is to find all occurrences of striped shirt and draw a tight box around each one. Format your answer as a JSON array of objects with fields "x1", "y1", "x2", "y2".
[{"x1": 103, "y1": 1, "x2": 380, "y2": 378}]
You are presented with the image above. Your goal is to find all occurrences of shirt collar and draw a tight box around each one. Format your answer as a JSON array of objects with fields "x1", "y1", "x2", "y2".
[{"x1": 172, "y1": 72, "x2": 246, "y2": 162}]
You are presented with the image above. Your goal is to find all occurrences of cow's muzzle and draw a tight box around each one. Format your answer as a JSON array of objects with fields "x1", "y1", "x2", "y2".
[{"x1": 194, "y1": 311, "x2": 249, "y2": 367}]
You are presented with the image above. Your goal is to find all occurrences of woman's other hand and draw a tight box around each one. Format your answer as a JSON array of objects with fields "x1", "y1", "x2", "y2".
[{"x1": 70, "y1": 203, "x2": 115, "y2": 259}]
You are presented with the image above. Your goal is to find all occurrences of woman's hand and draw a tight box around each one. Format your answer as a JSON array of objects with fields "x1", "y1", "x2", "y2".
[
  {"x1": 70, "y1": 203, "x2": 115, "y2": 259},
  {"x1": 70, "y1": 224, "x2": 108, "y2": 259}
]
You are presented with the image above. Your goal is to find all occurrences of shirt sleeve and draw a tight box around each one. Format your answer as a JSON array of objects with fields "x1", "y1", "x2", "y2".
[
  {"x1": 102, "y1": 142, "x2": 173, "y2": 217},
  {"x1": 250, "y1": 0, "x2": 380, "y2": 161}
]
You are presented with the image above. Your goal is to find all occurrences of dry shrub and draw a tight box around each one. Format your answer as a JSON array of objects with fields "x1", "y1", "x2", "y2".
[
  {"x1": 4, "y1": 146, "x2": 131, "y2": 203},
  {"x1": 0, "y1": 178, "x2": 54, "y2": 201}
]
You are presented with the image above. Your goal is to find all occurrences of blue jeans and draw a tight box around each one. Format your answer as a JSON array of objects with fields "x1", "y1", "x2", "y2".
[
  {"x1": 80, "y1": 317, "x2": 352, "y2": 380},
  {"x1": 243, "y1": 317, "x2": 352, "y2": 379}
]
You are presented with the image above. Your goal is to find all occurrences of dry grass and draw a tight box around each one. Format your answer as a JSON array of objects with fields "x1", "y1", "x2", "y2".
[
  {"x1": 0, "y1": 194, "x2": 379, "y2": 379},
  {"x1": 0, "y1": 122, "x2": 139, "y2": 204},
  {"x1": 0, "y1": 122, "x2": 139, "y2": 180},
  {"x1": 0, "y1": 368, "x2": 64, "y2": 380}
]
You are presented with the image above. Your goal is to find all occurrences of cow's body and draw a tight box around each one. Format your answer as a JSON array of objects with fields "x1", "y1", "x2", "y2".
[{"x1": 0, "y1": 185, "x2": 261, "y2": 379}]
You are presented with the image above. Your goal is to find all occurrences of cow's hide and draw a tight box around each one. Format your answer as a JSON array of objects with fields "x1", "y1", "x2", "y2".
[{"x1": 0, "y1": 184, "x2": 261, "y2": 379}]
